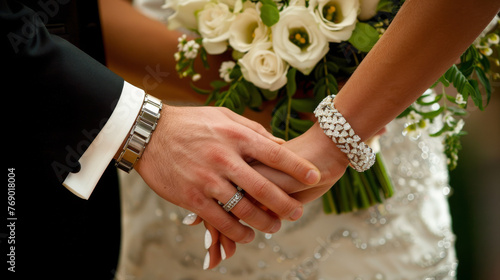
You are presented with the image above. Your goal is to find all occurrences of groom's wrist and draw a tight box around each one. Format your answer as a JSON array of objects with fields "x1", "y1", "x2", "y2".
[{"x1": 115, "y1": 94, "x2": 163, "y2": 173}]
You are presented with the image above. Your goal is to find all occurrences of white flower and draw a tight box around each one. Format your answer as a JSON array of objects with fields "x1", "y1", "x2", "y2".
[
  {"x1": 455, "y1": 93, "x2": 467, "y2": 105},
  {"x1": 192, "y1": 73, "x2": 202, "y2": 81},
  {"x1": 229, "y1": 5, "x2": 269, "y2": 53},
  {"x1": 443, "y1": 112, "x2": 456, "y2": 127},
  {"x1": 219, "y1": 61, "x2": 236, "y2": 82},
  {"x1": 488, "y1": 33, "x2": 500, "y2": 45},
  {"x1": 358, "y1": 0, "x2": 380, "y2": 21},
  {"x1": 272, "y1": 6, "x2": 329, "y2": 75},
  {"x1": 479, "y1": 47, "x2": 493, "y2": 56},
  {"x1": 182, "y1": 40, "x2": 200, "y2": 59},
  {"x1": 402, "y1": 111, "x2": 428, "y2": 140},
  {"x1": 165, "y1": 0, "x2": 210, "y2": 30},
  {"x1": 238, "y1": 42, "x2": 289, "y2": 91},
  {"x1": 309, "y1": 0, "x2": 359, "y2": 42},
  {"x1": 453, "y1": 119, "x2": 465, "y2": 134},
  {"x1": 174, "y1": 52, "x2": 181, "y2": 61},
  {"x1": 198, "y1": 2, "x2": 235, "y2": 54},
  {"x1": 177, "y1": 34, "x2": 188, "y2": 52},
  {"x1": 218, "y1": 0, "x2": 243, "y2": 12}
]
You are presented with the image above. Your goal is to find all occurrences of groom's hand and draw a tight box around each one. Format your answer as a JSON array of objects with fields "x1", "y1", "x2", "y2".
[{"x1": 134, "y1": 105, "x2": 321, "y2": 244}]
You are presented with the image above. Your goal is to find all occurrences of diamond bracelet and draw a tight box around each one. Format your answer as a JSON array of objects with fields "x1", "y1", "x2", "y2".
[{"x1": 314, "y1": 95, "x2": 375, "y2": 172}]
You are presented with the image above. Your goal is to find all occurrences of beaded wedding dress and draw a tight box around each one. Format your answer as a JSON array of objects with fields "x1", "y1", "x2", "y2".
[{"x1": 116, "y1": 118, "x2": 457, "y2": 280}]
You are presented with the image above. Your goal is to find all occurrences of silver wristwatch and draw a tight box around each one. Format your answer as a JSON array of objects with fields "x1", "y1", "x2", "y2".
[{"x1": 116, "y1": 94, "x2": 163, "y2": 173}]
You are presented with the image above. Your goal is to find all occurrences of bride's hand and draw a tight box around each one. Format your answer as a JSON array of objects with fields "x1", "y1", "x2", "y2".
[
  {"x1": 254, "y1": 123, "x2": 386, "y2": 203},
  {"x1": 253, "y1": 123, "x2": 350, "y2": 203},
  {"x1": 181, "y1": 212, "x2": 237, "y2": 270},
  {"x1": 135, "y1": 105, "x2": 321, "y2": 244}
]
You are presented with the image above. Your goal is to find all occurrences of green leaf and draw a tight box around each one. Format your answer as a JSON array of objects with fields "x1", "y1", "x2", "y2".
[
  {"x1": 199, "y1": 47, "x2": 210, "y2": 69},
  {"x1": 260, "y1": 4, "x2": 279, "y2": 27},
  {"x1": 396, "y1": 105, "x2": 413, "y2": 119},
  {"x1": 190, "y1": 83, "x2": 211, "y2": 95},
  {"x1": 443, "y1": 64, "x2": 475, "y2": 101},
  {"x1": 376, "y1": 0, "x2": 394, "y2": 13},
  {"x1": 447, "y1": 106, "x2": 467, "y2": 116},
  {"x1": 286, "y1": 68, "x2": 297, "y2": 97},
  {"x1": 291, "y1": 98, "x2": 318, "y2": 113},
  {"x1": 210, "y1": 80, "x2": 228, "y2": 89},
  {"x1": 326, "y1": 61, "x2": 340, "y2": 73},
  {"x1": 468, "y1": 79, "x2": 483, "y2": 110},
  {"x1": 261, "y1": 89, "x2": 278, "y2": 100},
  {"x1": 416, "y1": 94, "x2": 443, "y2": 106},
  {"x1": 249, "y1": 89, "x2": 263, "y2": 109},
  {"x1": 236, "y1": 82, "x2": 250, "y2": 103},
  {"x1": 415, "y1": 106, "x2": 444, "y2": 119},
  {"x1": 474, "y1": 67, "x2": 491, "y2": 105},
  {"x1": 289, "y1": 117, "x2": 314, "y2": 133},
  {"x1": 348, "y1": 22, "x2": 379, "y2": 53}
]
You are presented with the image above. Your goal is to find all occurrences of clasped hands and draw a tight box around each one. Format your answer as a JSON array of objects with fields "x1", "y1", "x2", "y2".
[{"x1": 134, "y1": 105, "x2": 350, "y2": 269}]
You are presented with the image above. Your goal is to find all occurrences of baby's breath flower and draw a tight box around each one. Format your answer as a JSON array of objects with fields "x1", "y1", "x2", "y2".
[
  {"x1": 192, "y1": 73, "x2": 201, "y2": 82},
  {"x1": 402, "y1": 111, "x2": 428, "y2": 139},
  {"x1": 174, "y1": 52, "x2": 181, "y2": 61},
  {"x1": 453, "y1": 119, "x2": 465, "y2": 134},
  {"x1": 455, "y1": 93, "x2": 467, "y2": 105},
  {"x1": 183, "y1": 40, "x2": 200, "y2": 59},
  {"x1": 219, "y1": 61, "x2": 236, "y2": 82},
  {"x1": 177, "y1": 34, "x2": 188, "y2": 52}
]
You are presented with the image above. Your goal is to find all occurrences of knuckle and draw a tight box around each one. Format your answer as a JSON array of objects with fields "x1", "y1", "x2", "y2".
[
  {"x1": 250, "y1": 178, "x2": 269, "y2": 199},
  {"x1": 185, "y1": 189, "x2": 209, "y2": 212},
  {"x1": 266, "y1": 144, "x2": 283, "y2": 164},
  {"x1": 214, "y1": 218, "x2": 246, "y2": 243},
  {"x1": 233, "y1": 200, "x2": 257, "y2": 221}
]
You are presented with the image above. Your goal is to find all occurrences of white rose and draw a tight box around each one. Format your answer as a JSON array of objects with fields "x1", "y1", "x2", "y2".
[
  {"x1": 229, "y1": 5, "x2": 269, "y2": 53},
  {"x1": 165, "y1": 0, "x2": 210, "y2": 30},
  {"x1": 358, "y1": 0, "x2": 380, "y2": 21},
  {"x1": 309, "y1": 0, "x2": 359, "y2": 42},
  {"x1": 239, "y1": 42, "x2": 289, "y2": 91},
  {"x1": 218, "y1": 0, "x2": 243, "y2": 12},
  {"x1": 198, "y1": 2, "x2": 235, "y2": 54},
  {"x1": 272, "y1": 6, "x2": 329, "y2": 75}
]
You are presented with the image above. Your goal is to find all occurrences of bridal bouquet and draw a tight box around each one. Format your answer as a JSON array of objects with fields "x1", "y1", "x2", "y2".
[{"x1": 165, "y1": 0, "x2": 499, "y2": 214}]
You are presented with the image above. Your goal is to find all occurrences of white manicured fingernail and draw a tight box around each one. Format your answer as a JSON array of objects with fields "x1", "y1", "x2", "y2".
[
  {"x1": 220, "y1": 244, "x2": 226, "y2": 260},
  {"x1": 203, "y1": 252, "x2": 210, "y2": 270},
  {"x1": 182, "y1": 213, "x2": 197, "y2": 225},
  {"x1": 204, "y1": 229, "x2": 212, "y2": 250}
]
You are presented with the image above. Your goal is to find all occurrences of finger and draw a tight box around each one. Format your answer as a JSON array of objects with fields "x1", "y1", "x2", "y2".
[
  {"x1": 222, "y1": 108, "x2": 285, "y2": 144},
  {"x1": 219, "y1": 234, "x2": 236, "y2": 260},
  {"x1": 214, "y1": 183, "x2": 282, "y2": 233},
  {"x1": 203, "y1": 221, "x2": 222, "y2": 270},
  {"x1": 250, "y1": 163, "x2": 313, "y2": 195},
  {"x1": 196, "y1": 200, "x2": 255, "y2": 244},
  {"x1": 228, "y1": 164, "x2": 303, "y2": 221},
  {"x1": 242, "y1": 135, "x2": 321, "y2": 186},
  {"x1": 291, "y1": 187, "x2": 330, "y2": 204}
]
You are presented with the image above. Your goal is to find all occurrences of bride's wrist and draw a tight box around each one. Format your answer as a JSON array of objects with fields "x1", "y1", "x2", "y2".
[{"x1": 306, "y1": 123, "x2": 350, "y2": 169}]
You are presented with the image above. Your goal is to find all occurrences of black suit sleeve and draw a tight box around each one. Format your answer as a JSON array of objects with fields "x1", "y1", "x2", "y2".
[
  {"x1": 2, "y1": 0, "x2": 124, "y2": 180},
  {"x1": 2, "y1": 1, "x2": 124, "y2": 277}
]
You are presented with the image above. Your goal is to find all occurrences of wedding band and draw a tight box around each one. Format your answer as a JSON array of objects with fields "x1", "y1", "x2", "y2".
[{"x1": 219, "y1": 186, "x2": 245, "y2": 212}]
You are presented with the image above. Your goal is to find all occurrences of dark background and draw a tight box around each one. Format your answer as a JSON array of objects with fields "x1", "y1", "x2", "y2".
[{"x1": 449, "y1": 81, "x2": 500, "y2": 280}]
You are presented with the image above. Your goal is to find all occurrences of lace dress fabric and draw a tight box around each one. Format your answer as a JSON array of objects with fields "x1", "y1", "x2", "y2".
[{"x1": 116, "y1": 119, "x2": 458, "y2": 280}]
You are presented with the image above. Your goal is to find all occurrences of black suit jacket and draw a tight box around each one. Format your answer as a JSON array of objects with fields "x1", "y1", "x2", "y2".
[{"x1": 2, "y1": 0, "x2": 123, "y2": 278}]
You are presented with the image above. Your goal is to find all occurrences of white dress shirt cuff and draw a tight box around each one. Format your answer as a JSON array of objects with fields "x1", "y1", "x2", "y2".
[{"x1": 63, "y1": 81, "x2": 146, "y2": 199}]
